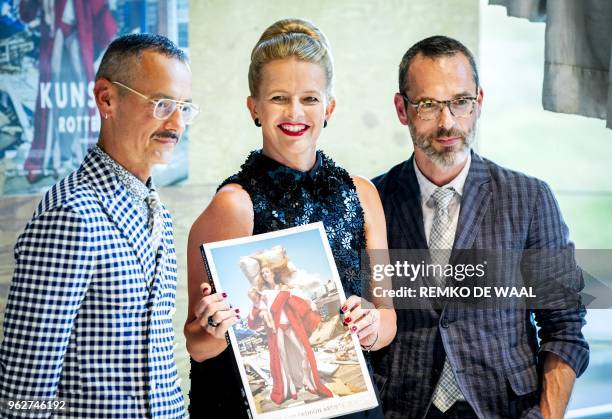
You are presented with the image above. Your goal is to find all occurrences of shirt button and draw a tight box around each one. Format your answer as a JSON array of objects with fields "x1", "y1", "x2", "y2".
[{"x1": 440, "y1": 317, "x2": 449, "y2": 328}]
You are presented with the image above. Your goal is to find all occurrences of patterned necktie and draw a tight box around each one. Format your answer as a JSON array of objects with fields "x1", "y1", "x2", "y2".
[
  {"x1": 428, "y1": 187, "x2": 455, "y2": 269},
  {"x1": 146, "y1": 189, "x2": 164, "y2": 252},
  {"x1": 428, "y1": 187, "x2": 465, "y2": 412}
]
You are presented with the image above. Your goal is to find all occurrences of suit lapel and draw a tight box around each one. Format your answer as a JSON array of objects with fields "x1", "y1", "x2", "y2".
[
  {"x1": 392, "y1": 156, "x2": 428, "y2": 250},
  {"x1": 444, "y1": 153, "x2": 492, "y2": 318},
  {"x1": 81, "y1": 151, "x2": 156, "y2": 283},
  {"x1": 453, "y1": 152, "x2": 492, "y2": 251},
  {"x1": 390, "y1": 156, "x2": 440, "y2": 314}
]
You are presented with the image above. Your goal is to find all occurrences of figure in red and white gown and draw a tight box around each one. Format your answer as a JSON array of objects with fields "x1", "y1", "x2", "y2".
[{"x1": 248, "y1": 289, "x2": 333, "y2": 405}]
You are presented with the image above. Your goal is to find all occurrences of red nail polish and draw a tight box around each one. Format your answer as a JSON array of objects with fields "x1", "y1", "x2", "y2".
[
  {"x1": 351, "y1": 326, "x2": 357, "y2": 332},
  {"x1": 343, "y1": 317, "x2": 352, "y2": 324},
  {"x1": 222, "y1": 292, "x2": 227, "y2": 298},
  {"x1": 235, "y1": 308, "x2": 240, "y2": 313},
  {"x1": 341, "y1": 306, "x2": 348, "y2": 312}
]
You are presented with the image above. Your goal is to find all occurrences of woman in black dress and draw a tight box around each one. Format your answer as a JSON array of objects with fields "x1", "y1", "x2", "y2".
[{"x1": 185, "y1": 18, "x2": 396, "y2": 418}]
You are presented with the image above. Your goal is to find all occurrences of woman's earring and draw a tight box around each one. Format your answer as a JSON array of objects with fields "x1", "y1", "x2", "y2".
[
  {"x1": 323, "y1": 120, "x2": 328, "y2": 128},
  {"x1": 254, "y1": 118, "x2": 261, "y2": 127},
  {"x1": 104, "y1": 113, "x2": 109, "y2": 120}
]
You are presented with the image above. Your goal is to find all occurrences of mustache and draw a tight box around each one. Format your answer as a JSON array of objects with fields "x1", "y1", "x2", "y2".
[
  {"x1": 434, "y1": 127, "x2": 467, "y2": 139},
  {"x1": 151, "y1": 131, "x2": 179, "y2": 142}
]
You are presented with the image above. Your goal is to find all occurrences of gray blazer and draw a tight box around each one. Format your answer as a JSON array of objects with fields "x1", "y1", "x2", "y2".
[{"x1": 370, "y1": 151, "x2": 589, "y2": 418}]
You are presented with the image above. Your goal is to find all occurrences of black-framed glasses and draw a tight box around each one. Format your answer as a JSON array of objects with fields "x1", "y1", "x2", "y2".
[
  {"x1": 401, "y1": 93, "x2": 477, "y2": 121},
  {"x1": 112, "y1": 81, "x2": 200, "y2": 125}
]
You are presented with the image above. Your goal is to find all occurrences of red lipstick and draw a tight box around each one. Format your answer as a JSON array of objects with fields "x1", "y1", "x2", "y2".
[{"x1": 277, "y1": 123, "x2": 309, "y2": 137}]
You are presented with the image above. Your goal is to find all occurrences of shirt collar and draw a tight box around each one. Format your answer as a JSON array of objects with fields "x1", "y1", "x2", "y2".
[
  {"x1": 413, "y1": 152, "x2": 472, "y2": 206},
  {"x1": 92, "y1": 145, "x2": 152, "y2": 203}
]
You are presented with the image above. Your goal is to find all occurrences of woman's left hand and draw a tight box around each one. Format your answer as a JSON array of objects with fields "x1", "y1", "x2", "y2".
[{"x1": 341, "y1": 295, "x2": 380, "y2": 348}]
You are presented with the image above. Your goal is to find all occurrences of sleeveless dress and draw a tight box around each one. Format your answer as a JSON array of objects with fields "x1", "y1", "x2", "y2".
[{"x1": 189, "y1": 150, "x2": 383, "y2": 418}]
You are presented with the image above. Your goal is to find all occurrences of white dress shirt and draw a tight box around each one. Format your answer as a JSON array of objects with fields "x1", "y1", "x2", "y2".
[{"x1": 413, "y1": 153, "x2": 472, "y2": 245}]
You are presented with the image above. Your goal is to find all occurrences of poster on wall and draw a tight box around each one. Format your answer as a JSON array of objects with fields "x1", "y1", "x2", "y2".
[
  {"x1": 0, "y1": 0, "x2": 190, "y2": 196},
  {"x1": 202, "y1": 222, "x2": 379, "y2": 419}
]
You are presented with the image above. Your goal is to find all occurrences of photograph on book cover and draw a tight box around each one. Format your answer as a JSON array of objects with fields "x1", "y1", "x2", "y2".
[{"x1": 202, "y1": 222, "x2": 378, "y2": 419}]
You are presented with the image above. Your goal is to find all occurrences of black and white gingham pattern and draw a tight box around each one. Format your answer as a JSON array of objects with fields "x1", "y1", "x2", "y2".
[
  {"x1": 0, "y1": 149, "x2": 185, "y2": 418},
  {"x1": 147, "y1": 189, "x2": 164, "y2": 254},
  {"x1": 371, "y1": 151, "x2": 589, "y2": 419},
  {"x1": 428, "y1": 187, "x2": 465, "y2": 412},
  {"x1": 93, "y1": 145, "x2": 150, "y2": 222}
]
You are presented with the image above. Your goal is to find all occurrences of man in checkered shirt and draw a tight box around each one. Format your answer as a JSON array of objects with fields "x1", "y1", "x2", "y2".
[{"x1": 0, "y1": 33, "x2": 199, "y2": 417}]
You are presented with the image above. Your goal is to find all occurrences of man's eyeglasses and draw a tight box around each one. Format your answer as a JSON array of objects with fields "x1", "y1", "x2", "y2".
[
  {"x1": 112, "y1": 81, "x2": 200, "y2": 125},
  {"x1": 401, "y1": 94, "x2": 477, "y2": 121}
]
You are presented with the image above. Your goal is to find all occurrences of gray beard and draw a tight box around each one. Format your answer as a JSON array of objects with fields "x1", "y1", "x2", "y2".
[{"x1": 409, "y1": 120, "x2": 477, "y2": 168}]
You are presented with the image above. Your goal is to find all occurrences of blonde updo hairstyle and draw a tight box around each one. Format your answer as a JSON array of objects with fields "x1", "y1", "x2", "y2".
[{"x1": 248, "y1": 18, "x2": 334, "y2": 103}]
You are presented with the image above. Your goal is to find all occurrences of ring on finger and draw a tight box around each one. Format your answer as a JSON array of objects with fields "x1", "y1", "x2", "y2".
[{"x1": 207, "y1": 315, "x2": 220, "y2": 327}]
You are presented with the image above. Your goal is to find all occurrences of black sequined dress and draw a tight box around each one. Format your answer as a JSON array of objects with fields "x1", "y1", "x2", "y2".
[{"x1": 189, "y1": 150, "x2": 383, "y2": 418}]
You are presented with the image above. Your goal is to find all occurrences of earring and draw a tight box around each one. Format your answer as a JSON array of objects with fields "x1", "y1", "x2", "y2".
[
  {"x1": 254, "y1": 118, "x2": 261, "y2": 127},
  {"x1": 104, "y1": 113, "x2": 109, "y2": 120},
  {"x1": 323, "y1": 120, "x2": 328, "y2": 128}
]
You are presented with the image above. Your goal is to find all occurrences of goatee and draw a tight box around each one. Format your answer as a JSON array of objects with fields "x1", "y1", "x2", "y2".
[{"x1": 409, "y1": 120, "x2": 477, "y2": 168}]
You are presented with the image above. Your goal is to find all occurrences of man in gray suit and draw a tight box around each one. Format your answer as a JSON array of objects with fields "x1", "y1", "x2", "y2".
[{"x1": 371, "y1": 36, "x2": 588, "y2": 418}]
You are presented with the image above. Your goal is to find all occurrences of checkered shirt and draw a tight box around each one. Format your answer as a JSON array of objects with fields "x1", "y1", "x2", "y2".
[
  {"x1": 0, "y1": 148, "x2": 185, "y2": 418},
  {"x1": 92, "y1": 145, "x2": 151, "y2": 225}
]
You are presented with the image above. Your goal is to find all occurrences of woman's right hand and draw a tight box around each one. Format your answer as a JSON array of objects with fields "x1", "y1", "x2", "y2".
[{"x1": 194, "y1": 282, "x2": 240, "y2": 339}]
